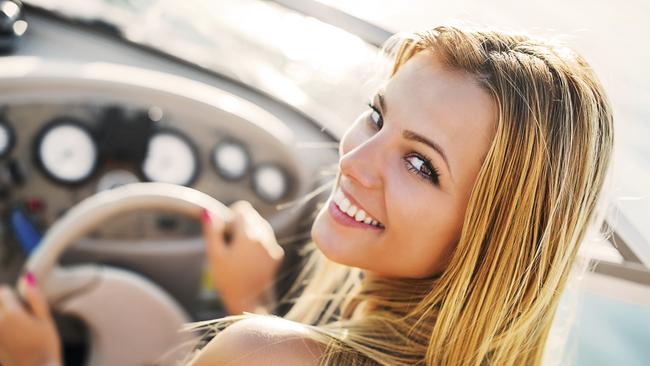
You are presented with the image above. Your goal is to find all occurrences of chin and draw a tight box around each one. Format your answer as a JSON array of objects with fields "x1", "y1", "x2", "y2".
[{"x1": 311, "y1": 204, "x2": 352, "y2": 266}]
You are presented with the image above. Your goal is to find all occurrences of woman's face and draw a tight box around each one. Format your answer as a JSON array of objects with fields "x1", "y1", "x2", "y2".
[{"x1": 311, "y1": 50, "x2": 497, "y2": 278}]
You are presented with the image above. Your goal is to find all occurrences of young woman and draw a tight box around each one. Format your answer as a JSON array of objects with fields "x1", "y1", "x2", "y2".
[{"x1": 0, "y1": 25, "x2": 613, "y2": 366}]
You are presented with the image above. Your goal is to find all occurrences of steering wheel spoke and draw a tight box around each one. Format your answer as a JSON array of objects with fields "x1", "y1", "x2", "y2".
[
  {"x1": 20, "y1": 183, "x2": 230, "y2": 366},
  {"x1": 42, "y1": 264, "x2": 103, "y2": 305}
]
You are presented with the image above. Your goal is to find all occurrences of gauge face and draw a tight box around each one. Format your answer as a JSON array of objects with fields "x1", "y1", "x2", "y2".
[
  {"x1": 0, "y1": 119, "x2": 15, "y2": 158},
  {"x1": 212, "y1": 140, "x2": 250, "y2": 180},
  {"x1": 36, "y1": 121, "x2": 97, "y2": 183},
  {"x1": 96, "y1": 170, "x2": 140, "y2": 192},
  {"x1": 142, "y1": 131, "x2": 198, "y2": 186},
  {"x1": 252, "y1": 165, "x2": 289, "y2": 202}
]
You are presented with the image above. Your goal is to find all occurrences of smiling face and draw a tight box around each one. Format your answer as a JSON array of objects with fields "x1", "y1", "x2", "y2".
[{"x1": 311, "y1": 50, "x2": 497, "y2": 278}]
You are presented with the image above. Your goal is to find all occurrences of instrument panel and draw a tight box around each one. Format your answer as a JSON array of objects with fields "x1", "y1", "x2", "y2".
[{"x1": 0, "y1": 97, "x2": 329, "y2": 241}]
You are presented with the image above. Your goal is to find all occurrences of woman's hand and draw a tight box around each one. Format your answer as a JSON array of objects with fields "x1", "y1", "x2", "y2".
[
  {"x1": 0, "y1": 273, "x2": 62, "y2": 366},
  {"x1": 202, "y1": 201, "x2": 285, "y2": 315}
]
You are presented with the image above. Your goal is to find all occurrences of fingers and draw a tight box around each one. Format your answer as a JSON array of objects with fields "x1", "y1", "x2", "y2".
[
  {"x1": 229, "y1": 201, "x2": 271, "y2": 244},
  {"x1": 229, "y1": 200, "x2": 272, "y2": 231},
  {"x1": 201, "y1": 208, "x2": 227, "y2": 260},
  {"x1": 231, "y1": 201, "x2": 272, "y2": 232},
  {"x1": 229, "y1": 201, "x2": 284, "y2": 260},
  {"x1": 20, "y1": 273, "x2": 51, "y2": 321},
  {"x1": 0, "y1": 273, "x2": 52, "y2": 322},
  {"x1": 0, "y1": 285, "x2": 20, "y2": 314}
]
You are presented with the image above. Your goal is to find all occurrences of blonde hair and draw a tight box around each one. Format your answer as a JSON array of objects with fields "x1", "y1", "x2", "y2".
[
  {"x1": 282, "y1": 25, "x2": 614, "y2": 366},
  {"x1": 192, "y1": 25, "x2": 615, "y2": 366}
]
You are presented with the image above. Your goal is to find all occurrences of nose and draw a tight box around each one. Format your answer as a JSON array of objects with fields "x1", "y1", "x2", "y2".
[{"x1": 338, "y1": 133, "x2": 383, "y2": 190}]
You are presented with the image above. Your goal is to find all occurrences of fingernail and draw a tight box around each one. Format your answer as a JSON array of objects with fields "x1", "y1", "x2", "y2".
[
  {"x1": 25, "y1": 271, "x2": 36, "y2": 287},
  {"x1": 201, "y1": 208, "x2": 211, "y2": 223}
]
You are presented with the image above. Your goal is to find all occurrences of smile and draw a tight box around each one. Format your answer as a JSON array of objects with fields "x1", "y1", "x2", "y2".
[{"x1": 330, "y1": 187, "x2": 384, "y2": 229}]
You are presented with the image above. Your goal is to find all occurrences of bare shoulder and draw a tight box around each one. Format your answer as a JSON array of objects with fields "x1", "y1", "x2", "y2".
[{"x1": 188, "y1": 316, "x2": 324, "y2": 366}]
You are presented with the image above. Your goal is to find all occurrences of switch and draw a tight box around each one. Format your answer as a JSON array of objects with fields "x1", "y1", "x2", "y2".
[{"x1": 10, "y1": 207, "x2": 41, "y2": 256}]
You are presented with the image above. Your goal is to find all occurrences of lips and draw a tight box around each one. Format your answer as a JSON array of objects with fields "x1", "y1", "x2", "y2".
[{"x1": 332, "y1": 186, "x2": 384, "y2": 228}]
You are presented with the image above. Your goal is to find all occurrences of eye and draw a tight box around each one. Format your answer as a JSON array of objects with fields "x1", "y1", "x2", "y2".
[
  {"x1": 366, "y1": 103, "x2": 383, "y2": 130},
  {"x1": 404, "y1": 154, "x2": 440, "y2": 186}
]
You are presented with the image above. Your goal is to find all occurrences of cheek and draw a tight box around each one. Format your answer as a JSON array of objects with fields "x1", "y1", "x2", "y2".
[{"x1": 379, "y1": 185, "x2": 463, "y2": 277}]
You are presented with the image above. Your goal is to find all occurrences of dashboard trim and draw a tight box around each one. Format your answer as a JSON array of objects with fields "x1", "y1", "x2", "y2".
[{"x1": 0, "y1": 56, "x2": 296, "y2": 145}]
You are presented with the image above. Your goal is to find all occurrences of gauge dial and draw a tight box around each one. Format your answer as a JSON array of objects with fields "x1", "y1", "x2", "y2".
[
  {"x1": 252, "y1": 164, "x2": 289, "y2": 202},
  {"x1": 96, "y1": 169, "x2": 140, "y2": 192},
  {"x1": 36, "y1": 120, "x2": 98, "y2": 184},
  {"x1": 212, "y1": 140, "x2": 250, "y2": 180},
  {"x1": 0, "y1": 119, "x2": 15, "y2": 158},
  {"x1": 142, "y1": 131, "x2": 198, "y2": 186}
]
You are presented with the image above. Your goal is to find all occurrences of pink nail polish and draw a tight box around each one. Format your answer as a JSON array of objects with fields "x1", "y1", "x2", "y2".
[
  {"x1": 25, "y1": 271, "x2": 36, "y2": 287},
  {"x1": 201, "y1": 208, "x2": 211, "y2": 223}
]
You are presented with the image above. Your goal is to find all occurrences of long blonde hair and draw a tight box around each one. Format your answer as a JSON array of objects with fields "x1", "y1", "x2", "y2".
[{"x1": 279, "y1": 25, "x2": 614, "y2": 366}]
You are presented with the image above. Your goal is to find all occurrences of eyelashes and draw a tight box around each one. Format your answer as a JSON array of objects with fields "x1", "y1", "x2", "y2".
[
  {"x1": 404, "y1": 154, "x2": 440, "y2": 185},
  {"x1": 365, "y1": 102, "x2": 440, "y2": 186},
  {"x1": 367, "y1": 103, "x2": 383, "y2": 129}
]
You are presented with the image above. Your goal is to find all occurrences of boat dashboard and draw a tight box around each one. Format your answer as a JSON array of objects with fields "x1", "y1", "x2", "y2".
[{"x1": 0, "y1": 5, "x2": 341, "y2": 323}]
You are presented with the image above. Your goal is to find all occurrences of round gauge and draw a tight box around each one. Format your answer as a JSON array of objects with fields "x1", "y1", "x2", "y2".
[
  {"x1": 96, "y1": 169, "x2": 140, "y2": 192},
  {"x1": 212, "y1": 140, "x2": 250, "y2": 180},
  {"x1": 142, "y1": 131, "x2": 198, "y2": 186},
  {"x1": 252, "y1": 164, "x2": 289, "y2": 202},
  {"x1": 0, "y1": 119, "x2": 15, "y2": 158},
  {"x1": 35, "y1": 119, "x2": 98, "y2": 184}
]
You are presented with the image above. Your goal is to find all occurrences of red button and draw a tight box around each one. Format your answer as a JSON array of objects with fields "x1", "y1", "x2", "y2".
[{"x1": 25, "y1": 197, "x2": 44, "y2": 213}]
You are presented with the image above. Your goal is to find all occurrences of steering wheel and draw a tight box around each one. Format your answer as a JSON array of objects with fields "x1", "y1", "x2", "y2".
[{"x1": 19, "y1": 183, "x2": 232, "y2": 366}]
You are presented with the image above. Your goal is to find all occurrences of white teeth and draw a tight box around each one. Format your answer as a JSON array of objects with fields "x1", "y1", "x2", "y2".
[
  {"x1": 346, "y1": 205, "x2": 357, "y2": 217},
  {"x1": 334, "y1": 189, "x2": 345, "y2": 204},
  {"x1": 333, "y1": 187, "x2": 383, "y2": 228},
  {"x1": 340, "y1": 197, "x2": 351, "y2": 211},
  {"x1": 354, "y1": 209, "x2": 366, "y2": 222}
]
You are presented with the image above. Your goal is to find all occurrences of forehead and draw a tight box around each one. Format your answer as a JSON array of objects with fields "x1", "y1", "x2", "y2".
[{"x1": 384, "y1": 50, "x2": 496, "y2": 181}]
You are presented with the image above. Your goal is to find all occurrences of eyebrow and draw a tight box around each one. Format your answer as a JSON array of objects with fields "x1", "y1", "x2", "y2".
[
  {"x1": 374, "y1": 92, "x2": 453, "y2": 179},
  {"x1": 402, "y1": 130, "x2": 452, "y2": 177}
]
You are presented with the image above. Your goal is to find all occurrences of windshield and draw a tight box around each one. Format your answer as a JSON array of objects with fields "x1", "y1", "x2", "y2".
[
  {"x1": 25, "y1": 0, "x2": 380, "y2": 137},
  {"x1": 22, "y1": 0, "x2": 650, "y2": 252}
]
